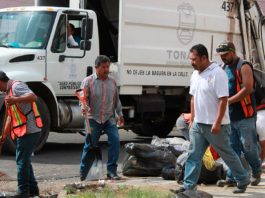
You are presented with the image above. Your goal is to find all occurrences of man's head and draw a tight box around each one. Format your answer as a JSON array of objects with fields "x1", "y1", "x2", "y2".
[
  {"x1": 0, "y1": 71, "x2": 9, "y2": 92},
  {"x1": 67, "y1": 23, "x2": 75, "y2": 36},
  {"x1": 189, "y1": 44, "x2": 209, "y2": 71},
  {"x1": 216, "y1": 41, "x2": 236, "y2": 65},
  {"x1": 95, "y1": 55, "x2": 111, "y2": 79}
]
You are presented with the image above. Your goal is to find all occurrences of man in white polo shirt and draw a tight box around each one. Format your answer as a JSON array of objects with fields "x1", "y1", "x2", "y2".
[{"x1": 174, "y1": 44, "x2": 250, "y2": 195}]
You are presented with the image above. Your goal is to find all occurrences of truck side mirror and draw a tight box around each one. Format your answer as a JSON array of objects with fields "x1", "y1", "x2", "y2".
[
  {"x1": 81, "y1": 18, "x2": 93, "y2": 40},
  {"x1": 80, "y1": 40, "x2": 91, "y2": 50}
]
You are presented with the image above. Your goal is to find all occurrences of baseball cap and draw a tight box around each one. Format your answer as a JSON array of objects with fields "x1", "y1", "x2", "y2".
[{"x1": 216, "y1": 41, "x2": 236, "y2": 55}]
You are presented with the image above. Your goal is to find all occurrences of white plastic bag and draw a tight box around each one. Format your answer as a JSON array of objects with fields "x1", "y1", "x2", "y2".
[{"x1": 256, "y1": 110, "x2": 265, "y2": 141}]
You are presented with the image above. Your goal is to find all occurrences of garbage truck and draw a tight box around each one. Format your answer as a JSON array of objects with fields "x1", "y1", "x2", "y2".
[{"x1": 0, "y1": 0, "x2": 265, "y2": 153}]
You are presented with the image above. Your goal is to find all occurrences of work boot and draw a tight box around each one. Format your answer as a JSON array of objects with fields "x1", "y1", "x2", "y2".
[
  {"x1": 216, "y1": 179, "x2": 237, "y2": 187},
  {"x1": 29, "y1": 187, "x2": 39, "y2": 197},
  {"x1": 80, "y1": 175, "x2": 86, "y2": 181},
  {"x1": 12, "y1": 193, "x2": 30, "y2": 198},
  {"x1": 250, "y1": 172, "x2": 261, "y2": 186}
]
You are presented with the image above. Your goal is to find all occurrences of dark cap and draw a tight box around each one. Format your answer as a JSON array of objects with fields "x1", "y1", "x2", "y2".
[
  {"x1": 0, "y1": 71, "x2": 9, "y2": 82},
  {"x1": 216, "y1": 41, "x2": 236, "y2": 55}
]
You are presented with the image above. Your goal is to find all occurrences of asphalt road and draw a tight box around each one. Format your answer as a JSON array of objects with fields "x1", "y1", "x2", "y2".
[{"x1": 0, "y1": 129, "x2": 180, "y2": 181}]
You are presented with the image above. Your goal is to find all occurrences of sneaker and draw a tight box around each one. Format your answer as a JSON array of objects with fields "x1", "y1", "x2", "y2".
[
  {"x1": 233, "y1": 183, "x2": 248, "y2": 194},
  {"x1": 170, "y1": 187, "x2": 186, "y2": 194},
  {"x1": 107, "y1": 172, "x2": 121, "y2": 180},
  {"x1": 250, "y1": 172, "x2": 261, "y2": 186},
  {"x1": 216, "y1": 179, "x2": 237, "y2": 187}
]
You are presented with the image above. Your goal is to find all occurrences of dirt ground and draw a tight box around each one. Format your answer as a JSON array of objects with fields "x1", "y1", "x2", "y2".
[
  {"x1": 1, "y1": 173, "x2": 265, "y2": 198},
  {"x1": 1, "y1": 132, "x2": 265, "y2": 197}
]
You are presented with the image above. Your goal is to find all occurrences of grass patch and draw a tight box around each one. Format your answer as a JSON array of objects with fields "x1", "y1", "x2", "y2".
[{"x1": 67, "y1": 185, "x2": 174, "y2": 198}]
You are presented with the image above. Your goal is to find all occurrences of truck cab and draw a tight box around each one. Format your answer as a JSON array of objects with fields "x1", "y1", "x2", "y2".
[{"x1": 0, "y1": 6, "x2": 96, "y2": 152}]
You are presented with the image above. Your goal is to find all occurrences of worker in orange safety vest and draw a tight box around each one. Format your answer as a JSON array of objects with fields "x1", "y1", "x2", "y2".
[
  {"x1": 216, "y1": 41, "x2": 262, "y2": 188},
  {"x1": 0, "y1": 71, "x2": 42, "y2": 198}
]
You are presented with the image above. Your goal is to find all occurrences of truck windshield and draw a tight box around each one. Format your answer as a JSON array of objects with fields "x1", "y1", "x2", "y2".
[{"x1": 0, "y1": 11, "x2": 55, "y2": 49}]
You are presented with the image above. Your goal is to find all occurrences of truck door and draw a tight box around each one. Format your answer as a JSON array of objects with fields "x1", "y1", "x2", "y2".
[{"x1": 46, "y1": 11, "x2": 89, "y2": 96}]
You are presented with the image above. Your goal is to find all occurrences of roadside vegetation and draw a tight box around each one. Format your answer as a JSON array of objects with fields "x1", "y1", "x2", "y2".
[{"x1": 66, "y1": 184, "x2": 174, "y2": 198}]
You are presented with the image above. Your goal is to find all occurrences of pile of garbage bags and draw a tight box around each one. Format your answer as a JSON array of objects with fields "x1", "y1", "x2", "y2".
[
  {"x1": 123, "y1": 143, "x2": 176, "y2": 177},
  {"x1": 122, "y1": 136, "x2": 226, "y2": 184}
]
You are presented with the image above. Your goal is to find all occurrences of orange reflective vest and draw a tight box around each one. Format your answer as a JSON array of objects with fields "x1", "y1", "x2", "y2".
[
  {"x1": 235, "y1": 59, "x2": 255, "y2": 118},
  {"x1": 6, "y1": 81, "x2": 43, "y2": 139}
]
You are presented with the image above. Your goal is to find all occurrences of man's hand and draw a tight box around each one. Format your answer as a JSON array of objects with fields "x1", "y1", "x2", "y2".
[
  {"x1": 211, "y1": 122, "x2": 221, "y2": 134},
  {"x1": 5, "y1": 96, "x2": 18, "y2": 106},
  {"x1": 188, "y1": 121, "x2": 193, "y2": 129},
  {"x1": 81, "y1": 104, "x2": 90, "y2": 117},
  {"x1": 117, "y1": 116, "x2": 124, "y2": 126},
  {"x1": 183, "y1": 113, "x2": 192, "y2": 124}
]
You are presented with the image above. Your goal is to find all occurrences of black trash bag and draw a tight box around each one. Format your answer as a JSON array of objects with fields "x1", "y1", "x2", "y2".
[
  {"x1": 124, "y1": 143, "x2": 176, "y2": 165},
  {"x1": 161, "y1": 166, "x2": 175, "y2": 180},
  {"x1": 122, "y1": 154, "x2": 161, "y2": 176},
  {"x1": 161, "y1": 163, "x2": 184, "y2": 181},
  {"x1": 122, "y1": 143, "x2": 177, "y2": 177},
  {"x1": 168, "y1": 145, "x2": 185, "y2": 158},
  {"x1": 198, "y1": 163, "x2": 226, "y2": 184},
  {"x1": 175, "y1": 163, "x2": 184, "y2": 183},
  {"x1": 176, "y1": 190, "x2": 213, "y2": 198}
]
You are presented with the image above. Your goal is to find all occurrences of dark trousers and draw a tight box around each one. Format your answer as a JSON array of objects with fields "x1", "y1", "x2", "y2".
[
  {"x1": 80, "y1": 119, "x2": 120, "y2": 177},
  {"x1": 16, "y1": 132, "x2": 40, "y2": 195}
]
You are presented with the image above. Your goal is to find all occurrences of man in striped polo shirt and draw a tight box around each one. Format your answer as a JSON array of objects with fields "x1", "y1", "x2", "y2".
[{"x1": 79, "y1": 55, "x2": 124, "y2": 180}]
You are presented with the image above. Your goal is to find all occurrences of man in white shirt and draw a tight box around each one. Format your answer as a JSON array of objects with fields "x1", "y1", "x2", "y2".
[
  {"x1": 174, "y1": 44, "x2": 250, "y2": 195},
  {"x1": 67, "y1": 23, "x2": 79, "y2": 47}
]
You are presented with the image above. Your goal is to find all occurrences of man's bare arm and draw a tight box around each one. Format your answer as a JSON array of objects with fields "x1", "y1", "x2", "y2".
[
  {"x1": 189, "y1": 96, "x2": 195, "y2": 128},
  {"x1": 212, "y1": 96, "x2": 228, "y2": 134}
]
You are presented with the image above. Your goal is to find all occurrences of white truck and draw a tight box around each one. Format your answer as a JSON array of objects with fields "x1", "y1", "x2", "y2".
[{"x1": 0, "y1": 0, "x2": 265, "y2": 153}]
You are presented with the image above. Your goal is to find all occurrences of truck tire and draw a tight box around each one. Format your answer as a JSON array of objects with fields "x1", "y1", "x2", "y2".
[
  {"x1": 0, "y1": 97, "x2": 50, "y2": 154},
  {"x1": 133, "y1": 113, "x2": 177, "y2": 137}
]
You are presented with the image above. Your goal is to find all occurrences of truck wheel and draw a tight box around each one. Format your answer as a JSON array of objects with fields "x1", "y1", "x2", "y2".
[
  {"x1": 0, "y1": 97, "x2": 50, "y2": 154},
  {"x1": 34, "y1": 97, "x2": 51, "y2": 153},
  {"x1": 133, "y1": 113, "x2": 177, "y2": 137}
]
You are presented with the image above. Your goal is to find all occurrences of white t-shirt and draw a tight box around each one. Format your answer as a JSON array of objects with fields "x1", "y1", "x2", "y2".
[
  {"x1": 189, "y1": 62, "x2": 230, "y2": 125},
  {"x1": 68, "y1": 35, "x2": 78, "y2": 47}
]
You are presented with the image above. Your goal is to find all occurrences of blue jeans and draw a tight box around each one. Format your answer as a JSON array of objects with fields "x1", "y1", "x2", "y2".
[
  {"x1": 80, "y1": 119, "x2": 120, "y2": 177},
  {"x1": 16, "y1": 132, "x2": 40, "y2": 195},
  {"x1": 184, "y1": 122, "x2": 249, "y2": 190},
  {"x1": 227, "y1": 117, "x2": 262, "y2": 181}
]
